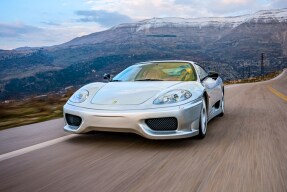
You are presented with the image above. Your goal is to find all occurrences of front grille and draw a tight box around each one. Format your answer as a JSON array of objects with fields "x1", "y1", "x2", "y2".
[
  {"x1": 145, "y1": 117, "x2": 178, "y2": 131},
  {"x1": 65, "y1": 114, "x2": 82, "y2": 127}
]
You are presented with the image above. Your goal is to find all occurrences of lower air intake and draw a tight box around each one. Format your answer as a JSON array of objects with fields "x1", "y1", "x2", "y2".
[
  {"x1": 65, "y1": 114, "x2": 82, "y2": 127},
  {"x1": 145, "y1": 117, "x2": 178, "y2": 131}
]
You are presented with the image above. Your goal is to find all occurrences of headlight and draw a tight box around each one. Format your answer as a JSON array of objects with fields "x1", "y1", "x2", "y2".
[
  {"x1": 154, "y1": 89, "x2": 192, "y2": 105},
  {"x1": 69, "y1": 89, "x2": 89, "y2": 103}
]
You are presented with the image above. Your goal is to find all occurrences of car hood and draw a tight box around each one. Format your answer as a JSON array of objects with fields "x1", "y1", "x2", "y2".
[{"x1": 91, "y1": 81, "x2": 182, "y2": 105}]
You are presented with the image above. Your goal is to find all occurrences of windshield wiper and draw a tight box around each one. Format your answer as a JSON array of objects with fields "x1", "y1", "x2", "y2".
[
  {"x1": 135, "y1": 79, "x2": 163, "y2": 81},
  {"x1": 111, "y1": 79, "x2": 122, "y2": 82}
]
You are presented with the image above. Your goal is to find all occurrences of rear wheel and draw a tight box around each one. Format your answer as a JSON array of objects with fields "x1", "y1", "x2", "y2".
[
  {"x1": 218, "y1": 96, "x2": 224, "y2": 117},
  {"x1": 197, "y1": 98, "x2": 207, "y2": 139}
]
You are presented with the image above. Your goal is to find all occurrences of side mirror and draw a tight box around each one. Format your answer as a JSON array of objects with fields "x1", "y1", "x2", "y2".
[
  {"x1": 103, "y1": 73, "x2": 111, "y2": 81},
  {"x1": 208, "y1": 71, "x2": 219, "y2": 80}
]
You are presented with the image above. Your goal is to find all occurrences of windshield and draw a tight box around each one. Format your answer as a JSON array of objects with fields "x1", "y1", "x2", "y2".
[{"x1": 112, "y1": 62, "x2": 197, "y2": 81}]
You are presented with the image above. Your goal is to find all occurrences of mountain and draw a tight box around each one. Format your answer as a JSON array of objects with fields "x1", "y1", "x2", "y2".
[{"x1": 1, "y1": 8, "x2": 287, "y2": 100}]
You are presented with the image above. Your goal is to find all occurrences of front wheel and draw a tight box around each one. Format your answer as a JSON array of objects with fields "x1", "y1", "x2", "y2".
[{"x1": 197, "y1": 98, "x2": 208, "y2": 139}]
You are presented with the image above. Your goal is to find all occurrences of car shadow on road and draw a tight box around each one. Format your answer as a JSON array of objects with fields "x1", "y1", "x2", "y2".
[{"x1": 64, "y1": 131, "x2": 202, "y2": 151}]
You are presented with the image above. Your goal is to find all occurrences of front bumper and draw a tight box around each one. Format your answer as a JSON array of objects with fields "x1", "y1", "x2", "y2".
[{"x1": 63, "y1": 100, "x2": 202, "y2": 139}]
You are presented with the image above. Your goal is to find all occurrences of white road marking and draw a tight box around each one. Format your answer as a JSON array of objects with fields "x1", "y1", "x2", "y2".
[{"x1": 0, "y1": 135, "x2": 77, "y2": 162}]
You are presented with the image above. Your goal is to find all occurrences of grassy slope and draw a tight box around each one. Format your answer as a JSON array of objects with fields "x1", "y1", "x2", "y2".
[{"x1": 0, "y1": 94, "x2": 71, "y2": 130}]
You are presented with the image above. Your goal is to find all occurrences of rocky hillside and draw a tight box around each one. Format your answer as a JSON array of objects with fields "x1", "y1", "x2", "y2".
[{"x1": 1, "y1": 8, "x2": 287, "y2": 100}]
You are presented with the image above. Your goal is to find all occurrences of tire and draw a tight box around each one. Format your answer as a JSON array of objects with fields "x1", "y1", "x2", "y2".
[
  {"x1": 217, "y1": 96, "x2": 224, "y2": 117},
  {"x1": 197, "y1": 98, "x2": 208, "y2": 139}
]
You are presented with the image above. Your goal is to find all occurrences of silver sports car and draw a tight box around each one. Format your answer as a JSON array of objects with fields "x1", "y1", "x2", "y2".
[{"x1": 63, "y1": 60, "x2": 224, "y2": 139}]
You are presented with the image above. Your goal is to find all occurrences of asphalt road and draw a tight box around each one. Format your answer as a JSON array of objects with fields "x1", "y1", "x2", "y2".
[{"x1": 0, "y1": 70, "x2": 287, "y2": 192}]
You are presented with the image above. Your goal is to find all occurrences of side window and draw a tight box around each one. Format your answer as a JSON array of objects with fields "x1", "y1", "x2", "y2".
[{"x1": 194, "y1": 65, "x2": 208, "y2": 80}]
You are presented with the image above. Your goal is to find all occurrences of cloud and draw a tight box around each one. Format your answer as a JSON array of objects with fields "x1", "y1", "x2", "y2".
[
  {"x1": 0, "y1": 22, "x2": 106, "y2": 50},
  {"x1": 221, "y1": 0, "x2": 250, "y2": 4},
  {"x1": 84, "y1": 0, "x2": 287, "y2": 19},
  {"x1": 173, "y1": 0, "x2": 258, "y2": 16},
  {"x1": 84, "y1": 0, "x2": 197, "y2": 19},
  {"x1": 75, "y1": 10, "x2": 133, "y2": 27},
  {"x1": 0, "y1": 22, "x2": 43, "y2": 37},
  {"x1": 83, "y1": 0, "x2": 226, "y2": 20},
  {"x1": 270, "y1": 0, "x2": 287, "y2": 8}
]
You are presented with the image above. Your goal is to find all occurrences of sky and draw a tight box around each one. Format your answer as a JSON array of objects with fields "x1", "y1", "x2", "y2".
[{"x1": 0, "y1": 0, "x2": 286, "y2": 50}]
